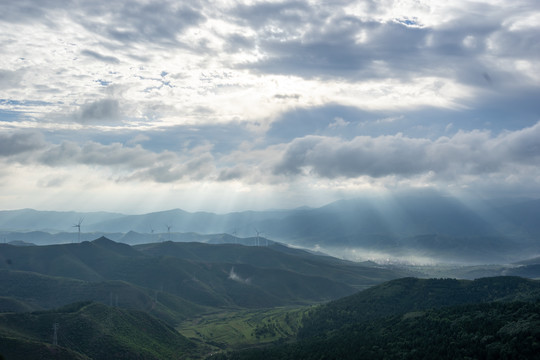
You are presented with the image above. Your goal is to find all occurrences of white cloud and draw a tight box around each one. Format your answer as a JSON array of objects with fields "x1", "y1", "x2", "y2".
[
  {"x1": 328, "y1": 117, "x2": 349, "y2": 128},
  {"x1": 0, "y1": 0, "x2": 539, "y2": 212},
  {"x1": 2, "y1": 122, "x2": 540, "y2": 189},
  {"x1": 1, "y1": 0, "x2": 535, "y2": 131},
  {"x1": 273, "y1": 121, "x2": 540, "y2": 181}
]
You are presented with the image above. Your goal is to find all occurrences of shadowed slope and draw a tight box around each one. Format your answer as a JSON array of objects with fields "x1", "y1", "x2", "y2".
[
  {"x1": 0, "y1": 302, "x2": 201, "y2": 360},
  {"x1": 0, "y1": 238, "x2": 371, "y2": 309}
]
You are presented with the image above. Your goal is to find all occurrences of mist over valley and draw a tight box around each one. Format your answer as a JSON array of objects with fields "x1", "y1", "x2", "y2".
[{"x1": 2, "y1": 0, "x2": 540, "y2": 358}]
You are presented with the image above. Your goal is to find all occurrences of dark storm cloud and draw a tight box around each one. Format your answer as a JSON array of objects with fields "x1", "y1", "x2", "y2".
[{"x1": 0, "y1": 131, "x2": 46, "y2": 156}]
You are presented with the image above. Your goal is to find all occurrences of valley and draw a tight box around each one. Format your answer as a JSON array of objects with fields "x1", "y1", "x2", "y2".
[
  {"x1": 1, "y1": 234, "x2": 540, "y2": 359},
  {"x1": 176, "y1": 306, "x2": 307, "y2": 350},
  {"x1": 0, "y1": 236, "x2": 411, "y2": 359},
  {"x1": 2, "y1": 197, "x2": 540, "y2": 359},
  {"x1": 2, "y1": 0, "x2": 539, "y2": 358}
]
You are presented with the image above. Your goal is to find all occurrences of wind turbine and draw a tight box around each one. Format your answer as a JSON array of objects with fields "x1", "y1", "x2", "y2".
[
  {"x1": 257, "y1": 230, "x2": 268, "y2": 246},
  {"x1": 232, "y1": 228, "x2": 238, "y2": 244},
  {"x1": 165, "y1": 224, "x2": 172, "y2": 242},
  {"x1": 149, "y1": 225, "x2": 156, "y2": 243},
  {"x1": 255, "y1": 228, "x2": 261, "y2": 247},
  {"x1": 73, "y1": 217, "x2": 84, "y2": 243},
  {"x1": 261, "y1": 231, "x2": 267, "y2": 246}
]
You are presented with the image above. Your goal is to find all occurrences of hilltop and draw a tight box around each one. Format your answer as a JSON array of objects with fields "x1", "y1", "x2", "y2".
[{"x1": 0, "y1": 237, "x2": 409, "y2": 314}]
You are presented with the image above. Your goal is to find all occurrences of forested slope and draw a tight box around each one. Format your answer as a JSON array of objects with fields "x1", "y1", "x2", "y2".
[{"x1": 216, "y1": 277, "x2": 540, "y2": 359}]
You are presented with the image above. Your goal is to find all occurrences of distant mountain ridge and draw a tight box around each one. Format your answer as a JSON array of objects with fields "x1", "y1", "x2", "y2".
[
  {"x1": 4, "y1": 193, "x2": 538, "y2": 237},
  {"x1": 2, "y1": 192, "x2": 540, "y2": 263},
  {"x1": 0, "y1": 208, "x2": 124, "y2": 232}
]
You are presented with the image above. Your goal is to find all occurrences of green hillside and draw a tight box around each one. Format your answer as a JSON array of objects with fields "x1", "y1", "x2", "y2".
[
  {"x1": 0, "y1": 336, "x2": 90, "y2": 360},
  {"x1": 220, "y1": 301, "x2": 540, "y2": 360},
  {"x1": 0, "y1": 302, "x2": 202, "y2": 360},
  {"x1": 0, "y1": 237, "x2": 417, "y2": 357},
  {"x1": 0, "y1": 237, "x2": 143, "y2": 281},
  {"x1": 216, "y1": 277, "x2": 540, "y2": 359},
  {"x1": 299, "y1": 276, "x2": 540, "y2": 338},
  {"x1": 178, "y1": 306, "x2": 309, "y2": 350},
  {"x1": 0, "y1": 270, "x2": 206, "y2": 324},
  {"x1": 84, "y1": 253, "x2": 355, "y2": 307},
  {"x1": 0, "y1": 238, "x2": 408, "y2": 309},
  {"x1": 135, "y1": 241, "x2": 411, "y2": 288},
  {"x1": 0, "y1": 295, "x2": 36, "y2": 313}
]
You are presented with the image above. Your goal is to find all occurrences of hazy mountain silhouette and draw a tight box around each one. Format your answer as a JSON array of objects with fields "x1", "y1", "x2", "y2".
[{"x1": 1, "y1": 191, "x2": 539, "y2": 263}]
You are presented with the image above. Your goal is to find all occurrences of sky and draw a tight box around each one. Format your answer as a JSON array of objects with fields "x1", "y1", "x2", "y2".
[{"x1": 0, "y1": 0, "x2": 539, "y2": 214}]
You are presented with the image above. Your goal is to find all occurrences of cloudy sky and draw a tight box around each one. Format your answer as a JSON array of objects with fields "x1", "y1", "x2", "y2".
[{"x1": 1, "y1": 0, "x2": 539, "y2": 214}]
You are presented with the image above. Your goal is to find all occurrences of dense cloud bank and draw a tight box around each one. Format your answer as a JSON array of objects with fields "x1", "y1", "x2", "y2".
[
  {"x1": 274, "y1": 123, "x2": 540, "y2": 179},
  {"x1": 2, "y1": 122, "x2": 539, "y2": 189}
]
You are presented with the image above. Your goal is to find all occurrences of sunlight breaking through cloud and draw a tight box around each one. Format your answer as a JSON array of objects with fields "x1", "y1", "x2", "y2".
[{"x1": 0, "y1": 0, "x2": 538, "y2": 212}]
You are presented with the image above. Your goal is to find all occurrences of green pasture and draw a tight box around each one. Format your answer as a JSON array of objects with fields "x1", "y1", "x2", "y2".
[{"x1": 177, "y1": 306, "x2": 310, "y2": 350}]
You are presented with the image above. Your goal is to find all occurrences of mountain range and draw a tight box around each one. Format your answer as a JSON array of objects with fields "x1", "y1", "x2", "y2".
[
  {"x1": 0, "y1": 236, "x2": 412, "y2": 358},
  {"x1": 2, "y1": 234, "x2": 540, "y2": 359},
  {"x1": 0, "y1": 237, "x2": 411, "y2": 315},
  {"x1": 2, "y1": 191, "x2": 540, "y2": 264}
]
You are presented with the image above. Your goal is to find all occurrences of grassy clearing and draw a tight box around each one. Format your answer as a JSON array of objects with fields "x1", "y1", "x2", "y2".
[{"x1": 177, "y1": 306, "x2": 310, "y2": 351}]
